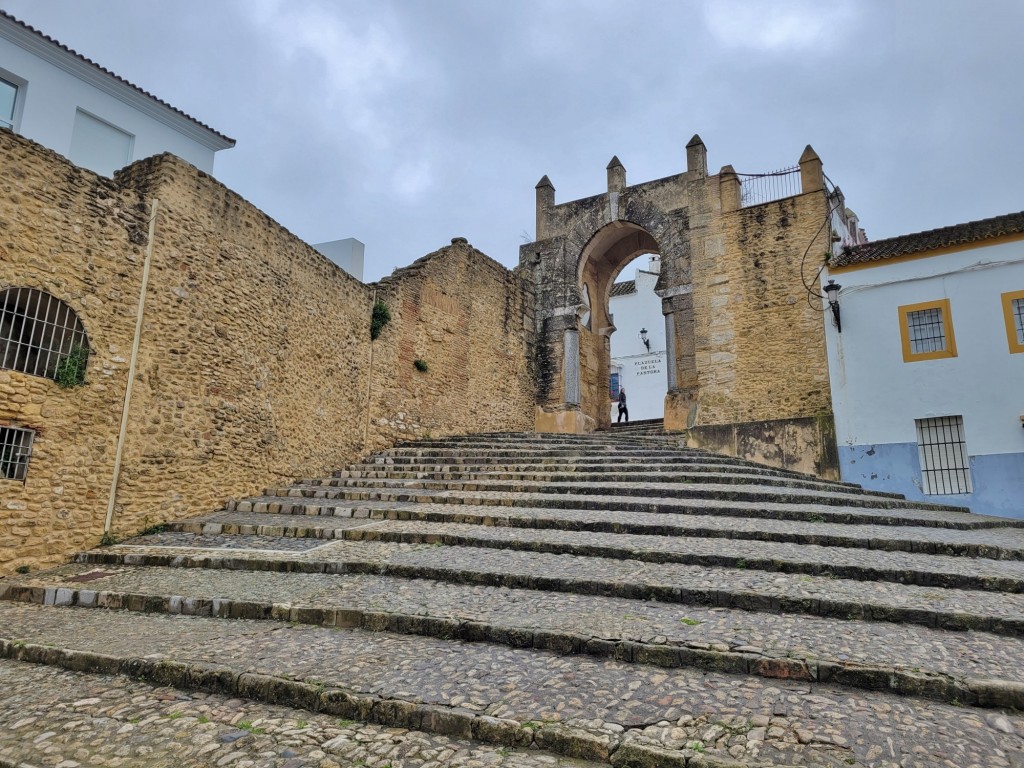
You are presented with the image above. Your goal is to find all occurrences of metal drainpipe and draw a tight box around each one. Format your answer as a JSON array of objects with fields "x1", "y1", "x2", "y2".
[
  {"x1": 103, "y1": 198, "x2": 159, "y2": 535},
  {"x1": 362, "y1": 287, "x2": 377, "y2": 452}
]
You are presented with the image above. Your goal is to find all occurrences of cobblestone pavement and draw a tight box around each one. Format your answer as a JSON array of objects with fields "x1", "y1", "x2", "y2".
[
  {"x1": 277, "y1": 479, "x2": 952, "y2": 512},
  {"x1": 7, "y1": 563, "x2": 1024, "y2": 693},
  {"x1": 0, "y1": 604, "x2": 1021, "y2": 768},
  {"x1": 0, "y1": 658, "x2": 600, "y2": 768},
  {"x1": 75, "y1": 538, "x2": 1024, "y2": 633},
  {"x1": 261, "y1": 487, "x2": 993, "y2": 528},
  {"x1": 192, "y1": 506, "x2": 1024, "y2": 557},
  {"x1": 139, "y1": 516, "x2": 1024, "y2": 591},
  {"x1": 5, "y1": 431, "x2": 1024, "y2": 767}
]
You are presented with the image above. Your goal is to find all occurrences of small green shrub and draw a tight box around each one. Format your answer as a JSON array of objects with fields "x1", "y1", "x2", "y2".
[
  {"x1": 15, "y1": 565, "x2": 30, "y2": 574},
  {"x1": 54, "y1": 344, "x2": 89, "y2": 388},
  {"x1": 413, "y1": 358, "x2": 429, "y2": 372},
  {"x1": 100, "y1": 531, "x2": 119, "y2": 546},
  {"x1": 370, "y1": 301, "x2": 391, "y2": 340}
]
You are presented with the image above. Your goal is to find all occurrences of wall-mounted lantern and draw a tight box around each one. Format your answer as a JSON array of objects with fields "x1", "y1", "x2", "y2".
[
  {"x1": 639, "y1": 327, "x2": 651, "y2": 352},
  {"x1": 824, "y1": 280, "x2": 842, "y2": 333}
]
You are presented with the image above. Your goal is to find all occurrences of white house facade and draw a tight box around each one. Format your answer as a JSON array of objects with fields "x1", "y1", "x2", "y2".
[
  {"x1": 824, "y1": 212, "x2": 1024, "y2": 518},
  {"x1": 0, "y1": 10, "x2": 234, "y2": 176},
  {"x1": 608, "y1": 256, "x2": 667, "y2": 422}
]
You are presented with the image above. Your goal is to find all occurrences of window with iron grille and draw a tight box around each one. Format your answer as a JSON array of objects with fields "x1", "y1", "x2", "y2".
[
  {"x1": 915, "y1": 416, "x2": 972, "y2": 495},
  {"x1": 0, "y1": 425, "x2": 34, "y2": 482},
  {"x1": 0, "y1": 287, "x2": 90, "y2": 381},
  {"x1": 898, "y1": 299, "x2": 956, "y2": 362},
  {"x1": 1002, "y1": 290, "x2": 1024, "y2": 354}
]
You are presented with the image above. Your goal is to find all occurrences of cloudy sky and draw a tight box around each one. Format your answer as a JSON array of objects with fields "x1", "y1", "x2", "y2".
[{"x1": 2, "y1": 0, "x2": 1022, "y2": 282}]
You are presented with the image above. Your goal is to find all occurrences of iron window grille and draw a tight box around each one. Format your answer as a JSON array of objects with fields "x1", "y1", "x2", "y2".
[
  {"x1": 0, "y1": 287, "x2": 90, "y2": 381},
  {"x1": 915, "y1": 415, "x2": 972, "y2": 495},
  {"x1": 898, "y1": 299, "x2": 956, "y2": 362},
  {"x1": 906, "y1": 307, "x2": 946, "y2": 354},
  {"x1": 1014, "y1": 298, "x2": 1024, "y2": 345},
  {"x1": 0, "y1": 425, "x2": 34, "y2": 482}
]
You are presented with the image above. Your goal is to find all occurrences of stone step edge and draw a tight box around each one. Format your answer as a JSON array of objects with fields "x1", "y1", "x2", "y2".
[
  {"x1": 262, "y1": 485, "x2": 972, "y2": 518},
  {"x1": 3, "y1": 583, "x2": 1020, "y2": 712},
  {"x1": 223, "y1": 497, "x2": 1009, "y2": 532},
  {"x1": 0, "y1": 633, "x2": 760, "y2": 768},
  {"x1": 342, "y1": 463, "x2": 882, "y2": 493},
  {"x1": 318, "y1": 472, "x2": 856, "y2": 495},
  {"x1": 70, "y1": 549, "x2": 1024, "y2": 639},
  {"x1": 217, "y1": 505, "x2": 1024, "y2": 559},
  {"x1": 163, "y1": 521, "x2": 1024, "y2": 592}
]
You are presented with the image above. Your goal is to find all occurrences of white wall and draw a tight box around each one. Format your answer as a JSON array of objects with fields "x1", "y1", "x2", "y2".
[
  {"x1": 0, "y1": 22, "x2": 225, "y2": 175},
  {"x1": 825, "y1": 239, "x2": 1024, "y2": 457},
  {"x1": 313, "y1": 238, "x2": 365, "y2": 281},
  {"x1": 609, "y1": 258, "x2": 667, "y2": 421}
]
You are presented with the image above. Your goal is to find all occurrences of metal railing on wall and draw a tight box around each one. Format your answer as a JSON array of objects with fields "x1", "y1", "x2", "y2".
[{"x1": 739, "y1": 166, "x2": 801, "y2": 208}]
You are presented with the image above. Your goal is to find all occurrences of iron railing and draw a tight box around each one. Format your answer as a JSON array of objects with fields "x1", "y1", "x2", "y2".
[{"x1": 739, "y1": 166, "x2": 801, "y2": 208}]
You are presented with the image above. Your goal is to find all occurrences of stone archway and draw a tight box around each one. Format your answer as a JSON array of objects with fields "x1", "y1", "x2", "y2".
[
  {"x1": 576, "y1": 222, "x2": 661, "y2": 429},
  {"x1": 519, "y1": 145, "x2": 707, "y2": 433}
]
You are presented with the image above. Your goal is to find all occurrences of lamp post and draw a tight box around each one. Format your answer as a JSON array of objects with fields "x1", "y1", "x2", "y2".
[
  {"x1": 824, "y1": 280, "x2": 842, "y2": 333},
  {"x1": 639, "y1": 327, "x2": 650, "y2": 352}
]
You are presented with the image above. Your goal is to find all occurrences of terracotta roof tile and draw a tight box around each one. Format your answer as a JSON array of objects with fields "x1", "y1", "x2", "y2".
[
  {"x1": 610, "y1": 280, "x2": 636, "y2": 297},
  {"x1": 0, "y1": 10, "x2": 235, "y2": 147},
  {"x1": 833, "y1": 210, "x2": 1024, "y2": 268}
]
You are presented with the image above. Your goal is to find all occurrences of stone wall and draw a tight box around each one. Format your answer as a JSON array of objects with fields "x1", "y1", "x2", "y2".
[
  {"x1": 366, "y1": 238, "x2": 535, "y2": 449},
  {"x1": 688, "y1": 192, "x2": 833, "y2": 426},
  {"x1": 0, "y1": 131, "x2": 535, "y2": 574}
]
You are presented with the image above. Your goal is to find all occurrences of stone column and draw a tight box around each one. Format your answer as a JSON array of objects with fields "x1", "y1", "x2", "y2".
[{"x1": 563, "y1": 328, "x2": 580, "y2": 405}]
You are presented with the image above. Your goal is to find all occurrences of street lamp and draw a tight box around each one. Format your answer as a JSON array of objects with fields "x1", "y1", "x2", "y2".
[
  {"x1": 824, "y1": 280, "x2": 842, "y2": 333},
  {"x1": 639, "y1": 327, "x2": 650, "y2": 352}
]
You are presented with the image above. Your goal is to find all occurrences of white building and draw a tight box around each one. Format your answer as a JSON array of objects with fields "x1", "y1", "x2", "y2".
[
  {"x1": 313, "y1": 238, "x2": 365, "y2": 282},
  {"x1": 0, "y1": 10, "x2": 234, "y2": 176},
  {"x1": 824, "y1": 211, "x2": 1024, "y2": 518},
  {"x1": 608, "y1": 255, "x2": 667, "y2": 422}
]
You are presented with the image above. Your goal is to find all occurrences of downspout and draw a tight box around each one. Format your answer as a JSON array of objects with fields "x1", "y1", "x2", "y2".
[{"x1": 103, "y1": 198, "x2": 159, "y2": 535}]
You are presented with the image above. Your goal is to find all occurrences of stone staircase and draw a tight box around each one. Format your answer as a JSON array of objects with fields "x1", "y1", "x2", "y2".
[{"x1": 2, "y1": 431, "x2": 1023, "y2": 767}]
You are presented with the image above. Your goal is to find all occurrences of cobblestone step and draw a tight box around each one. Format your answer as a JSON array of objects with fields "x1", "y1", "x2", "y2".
[
  {"x1": 316, "y1": 478, "x2": 932, "y2": 510},
  {"x1": 1, "y1": 603, "x2": 1020, "y2": 767},
  {"x1": 158, "y1": 515, "x2": 1024, "y2": 592},
  {"x1": 0, "y1": 657, "x2": 593, "y2": 768},
  {"x1": 343, "y1": 458, "x2": 873, "y2": 487},
  {"x1": 322, "y1": 469, "x2": 865, "y2": 494},
  {"x1": 6, "y1": 563, "x2": 1024, "y2": 710},
  {"x1": 215, "y1": 503, "x2": 1024, "y2": 557},
  {"x1": 208, "y1": 503, "x2": 1024, "y2": 555},
  {"x1": 267, "y1": 482, "x2": 972, "y2": 518},
  {"x1": 229, "y1": 493, "x2": 999, "y2": 530},
  {"x1": 68, "y1": 538, "x2": 1024, "y2": 637}
]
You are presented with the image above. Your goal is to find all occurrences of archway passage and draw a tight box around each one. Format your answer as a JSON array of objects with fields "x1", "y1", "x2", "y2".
[
  {"x1": 577, "y1": 223, "x2": 662, "y2": 429},
  {"x1": 607, "y1": 252, "x2": 666, "y2": 425}
]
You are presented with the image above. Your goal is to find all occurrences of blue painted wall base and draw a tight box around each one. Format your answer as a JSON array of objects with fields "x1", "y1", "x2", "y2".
[{"x1": 839, "y1": 443, "x2": 1024, "y2": 519}]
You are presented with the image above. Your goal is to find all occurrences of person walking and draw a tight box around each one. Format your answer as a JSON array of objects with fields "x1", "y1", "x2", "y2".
[{"x1": 617, "y1": 387, "x2": 629, "y2": 424}]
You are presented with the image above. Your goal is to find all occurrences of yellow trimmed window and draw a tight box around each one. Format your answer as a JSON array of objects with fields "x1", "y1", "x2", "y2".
[
  {"x1": 898, "y1": 299, "x2": 957, "y2": 362},
  {"x1": 1002, "y1": 290, "x2": 1024, "y2": 354}
]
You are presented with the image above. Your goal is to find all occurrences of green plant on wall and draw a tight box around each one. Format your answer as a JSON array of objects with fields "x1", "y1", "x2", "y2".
[
  {"x1": 413, "y1": 359, "x2": 429, "y2": 372},
  {"x1": 54, "y1": 344, "x2": 89, "y2": 388},
  {"x1": 370, "y1": 301, "x2": 391, "y2": 340}
]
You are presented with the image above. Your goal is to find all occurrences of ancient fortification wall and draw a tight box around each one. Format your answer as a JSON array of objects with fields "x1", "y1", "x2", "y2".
[
  {"x1": 0, "y1": 131, "x2": 534, "y2": 574},
  {"x1": 367, "y1": 240, "x2": 535, "y2": 449}
]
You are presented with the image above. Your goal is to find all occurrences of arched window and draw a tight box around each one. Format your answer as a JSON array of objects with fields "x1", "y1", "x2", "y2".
[{"x1": 0, "y1": 287, "x2": 90, "y2": 381}]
